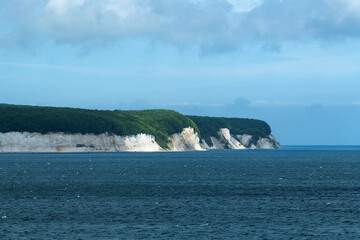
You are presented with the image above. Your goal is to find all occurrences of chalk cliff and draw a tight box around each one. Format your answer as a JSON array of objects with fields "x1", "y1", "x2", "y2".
[
  {"x1": 169, "y1": 127, "x2": 204, "y2": 151},
  {"x1": 0, "y1": 127, "x2": 279, "y2": 152},
  {"x1": 0, "y1": 132, "x2": 161, "y2": 152},
  {"x1": 0, "y1": 104, "x2": 280, "y2": 152},
  {"x1": 199, "y1": 128, "x2": 279, "y2": 150}
]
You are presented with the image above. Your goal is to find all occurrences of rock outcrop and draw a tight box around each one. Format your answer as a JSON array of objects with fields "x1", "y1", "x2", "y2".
[
  {"x1": 200, "y1": 128, "x2": 280, "y2": 150},
  {"x1": 169, "y1": 127, "x2": 204, "y2": 151}
]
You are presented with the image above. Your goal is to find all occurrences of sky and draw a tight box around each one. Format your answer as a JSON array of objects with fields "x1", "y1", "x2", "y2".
[{"x1": 0, "y1": 0, "x2": 360, "y2": 145}]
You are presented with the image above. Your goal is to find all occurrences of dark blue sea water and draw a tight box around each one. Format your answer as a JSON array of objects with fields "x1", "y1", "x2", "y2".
[{"x1": 1, "y1": 147, "x2": 360, "y2": 239}]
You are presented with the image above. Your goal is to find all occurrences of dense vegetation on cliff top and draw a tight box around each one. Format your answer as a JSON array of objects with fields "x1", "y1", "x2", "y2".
[
  {"x1": 0, "y1": 104, "x2": 271, "y2": 148},
  {"x1": 0, "y1": 104, "x2": 198, "y2": 148},
  {"x1": 187, "y1": 116, "x2": 271, "y2": 146}
]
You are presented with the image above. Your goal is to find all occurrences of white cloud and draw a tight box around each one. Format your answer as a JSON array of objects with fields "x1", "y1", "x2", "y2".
[
  {"x1": 339, "y1": 0, "x2": 360, "y2": 19},
  {"x1": 45, "y1": 0, "x2": 85, "y2": 15},
  {"x1": 2, "y1": 0, "x2": 360, "y2": 52},
  {"x1": 40, "y1": 0, "x2": 158, "y2": 43},
  {"x1": 227, "y1": 0, "x2": 263, "y2": 12},
  {"x1": 341, "y1": 0, "x2": 360, "y2": 12}
]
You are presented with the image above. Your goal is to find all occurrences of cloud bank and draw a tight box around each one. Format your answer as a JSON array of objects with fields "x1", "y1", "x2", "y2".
[{"x1": 2, "y1": 0, "x2": 360, "y2": 52}]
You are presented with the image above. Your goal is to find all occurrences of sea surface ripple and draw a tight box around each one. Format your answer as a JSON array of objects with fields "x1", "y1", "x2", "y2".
[{"x1": 1, "y1": 147, "x2": 360, "y2": 239}]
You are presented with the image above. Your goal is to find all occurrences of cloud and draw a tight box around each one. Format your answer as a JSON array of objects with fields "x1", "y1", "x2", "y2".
[{"x1": 2, "y1": 0, "x2": 360, "y2": 53}]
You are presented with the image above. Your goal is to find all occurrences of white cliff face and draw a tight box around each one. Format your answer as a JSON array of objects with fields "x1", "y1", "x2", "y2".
[
  {"x1": 0, "y1": 127, "x2": 279, "y2": 152},
  {"x1": 209, "y1": 137, "x2": 225, "y2": 149},
  {"x1": 235, "y1": 134, "x2": 256, "y2": 149},
  {"x1": 0, "y1": 132, "x2": 162, "y2": 153},
  {"x1": 236, "y1": 134, "x2": 252, "y2": 147},
  {"x1": 256, "y1": 135, "x2": 280, "y2": 149},
  {"x1": 169, "y1": 127, "x2": 204, "y2": 151},
  {"x1": 200, "y1": 139, "x2": 211, "y2": 149},
  {"x1": 200, "y1": 128, "x2": 280, "y2": 150},
  {"x1": 256, "y1": 137, "x2": 274, "y2": 149},
  {"x1": 218, "y1": 128, "x2": 246, "y2": 149},
  {"x1": 0, "y1": 127, "x2": 204, "y2": 153},
  {"x1": 123, "y1": 134, "x2": 162, "y2": 152},
  {"x1": 268, "y1": 134, "x2": 280, "y2": 148}
]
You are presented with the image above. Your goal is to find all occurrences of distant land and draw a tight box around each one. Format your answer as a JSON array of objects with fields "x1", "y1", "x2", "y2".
[{"x1": 0, "y1": 104, "x2": 279, "y2": 152}]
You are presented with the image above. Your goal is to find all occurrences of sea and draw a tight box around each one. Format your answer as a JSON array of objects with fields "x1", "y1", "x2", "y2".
[{"x1": 1, "y1": 146, "x2": 360, "y2": 239}]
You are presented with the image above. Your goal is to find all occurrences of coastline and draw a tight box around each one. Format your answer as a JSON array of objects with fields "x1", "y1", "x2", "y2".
[{"x1": 0, "y1": 127, "x2": 279, "y2": 153}]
